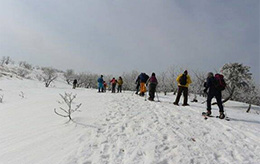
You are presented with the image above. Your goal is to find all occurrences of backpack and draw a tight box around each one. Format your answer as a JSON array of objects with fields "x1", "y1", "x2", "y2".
[
  {"x1": 144, "y1": 74, "x2": 149, "y2": 83},
  {"x1": 214, "y1": 74, "x2": 226, "y2": 91},
  {"x1": 140, "y1": 73, "x2": 149, "y2": 83},
  {"x1": 179, "y1": 74, "x2": 187, "y2": 85}
]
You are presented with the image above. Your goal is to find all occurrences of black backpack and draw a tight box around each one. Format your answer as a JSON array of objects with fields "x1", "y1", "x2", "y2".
[
  {"x1": 144, "y1": 74, "x2": 149, "y2": 82},
  {"x1": 179, "y1": 74, "x2": 187, "y2": 85}
]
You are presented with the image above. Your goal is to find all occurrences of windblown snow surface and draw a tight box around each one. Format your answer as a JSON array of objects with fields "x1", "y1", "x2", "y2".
[{"x1": 0, "y1": 77, "x2": 259, "y2": 164}]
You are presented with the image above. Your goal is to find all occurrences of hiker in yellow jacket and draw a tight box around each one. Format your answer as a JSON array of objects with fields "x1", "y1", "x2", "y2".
[
  {"x1": 117, "y1": 76, "x2": 123, "y2": 93},
  {"x1": 173, "y1": 70, "x2": 192, "y2": 106}
]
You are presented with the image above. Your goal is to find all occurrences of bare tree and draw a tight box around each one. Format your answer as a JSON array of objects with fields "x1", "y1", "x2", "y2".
[
  {"x1": 17, "y1": 68, "x2": 30, "y2": 78},
  {"x1": 122, "y1": 70, "x2": 139, "y2": 91},
  {"x1": 63, "y1": 69, "x2": 75, "y2": 84},
  {"x1": 19, "y1": 61, "x2": 33, "y2": 70},
  {"x1": 168, "y1": 66, "x2": 183, "y2": 94},
  {"x1": 233, "y1": 81, "x2": 260, "y2": 112},
  {"x1": 1, "y1": 56, "x2": 13, "y2": 66},
  {"x1": 158, "y1": 71, "x2": 170, "y2": 95},
  {"x1": 190, "y1": 70, "x2": 207, "y2": 102},
  {"x1": 54, "y1": 93, "x2": 82, "y2": 121},
  {"x1": 41, "y1": 67, "x2": 58, "y2": 87}
]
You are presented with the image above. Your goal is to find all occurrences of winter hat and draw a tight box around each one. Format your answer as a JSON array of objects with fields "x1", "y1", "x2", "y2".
[{"x1": 208, "y1": 72, "x2": 214, "y2": 77}]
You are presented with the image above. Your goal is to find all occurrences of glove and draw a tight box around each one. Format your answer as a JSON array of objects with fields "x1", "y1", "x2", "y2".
[{"x1": 203, "y1": 88, "x2": 207, "y2": 93}]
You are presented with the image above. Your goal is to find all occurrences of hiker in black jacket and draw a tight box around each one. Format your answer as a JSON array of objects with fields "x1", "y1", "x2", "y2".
[{"x1": 204, "y1": 72, "x2": 225, "y2": 119}]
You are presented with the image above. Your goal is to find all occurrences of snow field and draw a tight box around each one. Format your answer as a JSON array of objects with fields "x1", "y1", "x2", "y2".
[{"x1": 0, "y1": 77, "x2": 259, "y2": 164}]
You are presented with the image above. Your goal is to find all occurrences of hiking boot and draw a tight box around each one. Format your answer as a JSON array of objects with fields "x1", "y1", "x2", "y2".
[
  {"x1": 219, "y1": 112, "x2": 225, "y2": 119},
  {"x1": 182, "y1": 104, "x2": 190, "y2": 106},
  {"x1": 173, "y1": 102, "x2": 179, "y2": 106},
  {"x1": 206, "y1": 110, "x2": 211, "y2": 116}
]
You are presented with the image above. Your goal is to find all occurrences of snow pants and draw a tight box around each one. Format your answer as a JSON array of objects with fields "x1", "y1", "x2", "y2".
[
  {"x1": 149, "y1": 83, "x2": 156, "y2": 100},
  {"x1": 112, "y1": 83, "x2": 116, "y2": 93},
  {"x1": 207, "y1": 91, "x2": 224, "y2": 113},
  {"x1": 174, "y1": 86, "x2": 188, "y2": 105},
  {"x1": 140, "y1": 82, "x2": 146, "y2": 96},
  {"x1": 117, "y1": 85, "x2": 122, "y2": 93},
  {"x1": 98, "y1": 83, "x2": 104, "y2": 92}
]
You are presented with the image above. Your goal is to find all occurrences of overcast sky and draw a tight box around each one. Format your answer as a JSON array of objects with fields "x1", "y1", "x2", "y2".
[{"x1": 0, "y1": 0, "x2": 259, "y2": 82}]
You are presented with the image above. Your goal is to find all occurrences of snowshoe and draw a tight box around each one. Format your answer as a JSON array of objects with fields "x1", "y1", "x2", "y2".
[{"x1": 219, "y1": 113, "x2": 225, "y2": 119}]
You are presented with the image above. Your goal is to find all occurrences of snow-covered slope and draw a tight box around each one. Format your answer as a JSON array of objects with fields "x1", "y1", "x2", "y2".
[{"x1": 0, "y1": 74, "x2": 259, "y2": 164}]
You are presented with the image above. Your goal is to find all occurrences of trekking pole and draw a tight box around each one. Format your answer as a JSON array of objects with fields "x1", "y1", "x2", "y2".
[
  {"x1": 201, "y1": 92, "x2": 208, "y2": 104},
  {"x1": 156, "y1": 91, "x2": 160, "y2": 102},
  {"x1": 132, "y1": 90, "x2": 136, "y2": 96},
  {"x1": 201, "y1": 100, "x2": 207, "y2": 104}
]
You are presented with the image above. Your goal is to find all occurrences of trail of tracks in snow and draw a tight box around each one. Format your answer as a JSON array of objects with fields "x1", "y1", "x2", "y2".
[{"x1": 59, "y1": 93, "x2": 260, "y2": 164}]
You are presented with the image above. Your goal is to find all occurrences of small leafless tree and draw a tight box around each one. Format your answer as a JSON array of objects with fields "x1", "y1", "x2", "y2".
[
  {"x1": 190, "y1": 70, "x2": 207, "y2": 101},
  {"x1": 63, "y1": 69, "x2": 75, "y2": 84},
  {"x1": 122, "y1": 70, "x2": 139, "y2": 91},
  {"x1": 54, "y1": 93, "x2": 82, "y2": 121},
  {"x1": 19, "y1": 61, "x2": 33, "y2": 70},
  {"x1": 1, "y1": 56, "x2": 13, "y2": 65},
  {"x1": 41, "y1": 67, "x2": 57, "y2": 87},
  {"x1": 158, "y1": 71, "x2": 170, "y2": 95},
  {"x1": 17, "y1": 68, "x2": 30, "y2": 78}
]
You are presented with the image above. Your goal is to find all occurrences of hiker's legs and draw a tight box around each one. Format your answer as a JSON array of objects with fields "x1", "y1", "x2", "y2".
[
  {"x1": 207, "y1": 93, "x2": 214, "y2": 111},
  {"x1": 183, "y1": 87, "x2": 188, "y2": 104},
  {"x1": 174, "y1": 86, "x2": 183, "y2": 104},
  {"x1": 215, "y1": 92, "x2": 224, "y2": 113}
]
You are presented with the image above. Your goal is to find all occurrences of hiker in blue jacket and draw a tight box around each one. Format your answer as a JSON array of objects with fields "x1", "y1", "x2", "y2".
[{"x1": 97, "y1": 75, "x2": 104, "y2": 92}]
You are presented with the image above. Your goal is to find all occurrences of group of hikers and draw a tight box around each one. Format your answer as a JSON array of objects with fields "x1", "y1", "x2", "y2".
[
  {"x1": 97, "y1": 75, "x2": 123, "y2": 93},
  {"x1": 72, "y1": 70, "x2": 226, "y2": 119}
]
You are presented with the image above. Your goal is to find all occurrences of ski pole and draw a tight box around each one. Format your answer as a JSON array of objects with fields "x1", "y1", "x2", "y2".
[{"x1": 156, "y1": 91, "x2": 160, "y2": 102}]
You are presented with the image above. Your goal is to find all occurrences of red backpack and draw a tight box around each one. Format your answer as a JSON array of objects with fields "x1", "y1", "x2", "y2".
[{"x1": 214, "y1": 74, "x2": 226, "y2": 91}]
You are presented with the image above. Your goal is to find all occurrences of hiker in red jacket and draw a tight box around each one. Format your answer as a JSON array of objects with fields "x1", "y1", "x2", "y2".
[{"x1": 110, "y1": 78, "x2": 117, "y2": 93}]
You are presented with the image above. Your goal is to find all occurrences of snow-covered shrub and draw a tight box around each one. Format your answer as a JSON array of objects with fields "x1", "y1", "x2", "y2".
[
  {"x1": 41, "y1": 67, "x2": 57, "y2": 87},
  {"x1": 220, "y1": 63, "x2": 258, "y2": 106},
  {"x1": 122, "y1": 70, "x2": 139, "y2": 91},
  {"x1": 234, "y1": 81, "x2": 260, "y2": 112},
  {"x1": 54, "y1": 93, "x2": 82, "y2": 121},
  {"x1": 74, "y1": 72, "x2": 99, "y2": 88},
  {"x1": 17, "y1": 68, "x2": 30, "y2": 78},
  {"x1": 1, "y1": 56, "x2": 14, "y2": 65},
  {"x1": 36, "y1": 74, "x2": 43, "y2": 81},
  {"x1": 157, "y1": 71, "x2": 172, "y2": 95},
  {"x1": 63, "y1": 69, "x2": 76, "y2": 84},
  {"x1": 19, "y1": 61, "x2": 33, "y2": 70},
  {"x1": 167, "y1": 66, "x2": 179, "y2": 94},
  {"x1": 190, "y1": 70, "x2": 207, "y2": 101}
]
